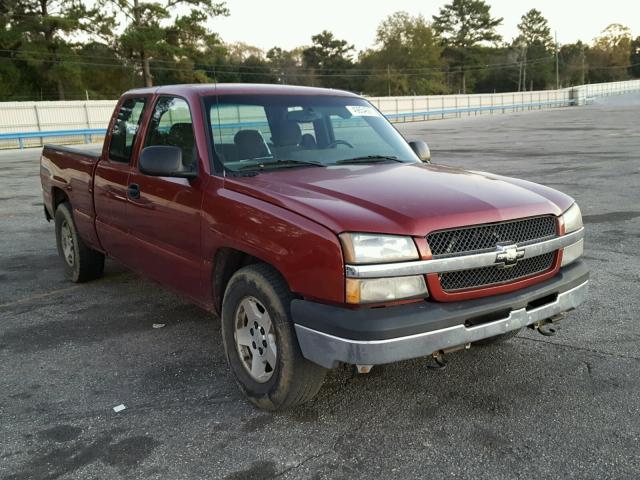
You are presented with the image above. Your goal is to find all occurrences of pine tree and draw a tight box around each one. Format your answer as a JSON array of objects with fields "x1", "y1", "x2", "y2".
[
  {"x1": 99, "y1": 0, "x2": 229, "y2": 87},
  {"x1": 1, "y1": 0, "x2": 110, "y2": 99},
  {"x1": 432, "y1": 0, "x2": 503, "y2": 93},
  {"x1": 515, "y1": 9, "x2": 554, "y2": 90}
]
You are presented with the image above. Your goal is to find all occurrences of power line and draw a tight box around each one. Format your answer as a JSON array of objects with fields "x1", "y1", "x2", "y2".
[{"x1": 0, "y1": 50, "x2": 560, "y2": 76}]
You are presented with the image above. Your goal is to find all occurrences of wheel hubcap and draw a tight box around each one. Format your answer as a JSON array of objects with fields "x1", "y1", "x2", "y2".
[
  {"x1": 60, "y1": 221, "x2": 75, "y2": 267},
  {"x1": 234, "y1": 297, "x2": 277, "y2": 383}
]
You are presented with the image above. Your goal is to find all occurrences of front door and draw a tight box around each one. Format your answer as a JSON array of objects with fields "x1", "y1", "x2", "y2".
[
  {"x1": 94, "y1": 96, "x2": 148, "y2": 262},
  {"x1": 125, "y1": 96, "x2": 205, "y2": 302}
]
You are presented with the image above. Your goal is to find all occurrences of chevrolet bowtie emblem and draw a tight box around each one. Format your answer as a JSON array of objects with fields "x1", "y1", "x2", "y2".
[{"x1": 495, "y1": 243, "x2": 525, "y2": 269}]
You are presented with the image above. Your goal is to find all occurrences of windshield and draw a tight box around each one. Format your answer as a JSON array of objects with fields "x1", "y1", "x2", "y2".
[{"x1": 205, "y1": 94, "x2": 419, "y2": 173}]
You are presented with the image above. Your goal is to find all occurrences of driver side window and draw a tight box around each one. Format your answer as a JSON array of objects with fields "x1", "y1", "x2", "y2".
[{"x1": 144, "y1": 97, "x2": 197, "y2": 168}]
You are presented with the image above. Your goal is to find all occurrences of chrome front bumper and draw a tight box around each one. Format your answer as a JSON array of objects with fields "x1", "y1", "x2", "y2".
[{"x1": 294, "y1": 280, "x2": 588, "y2": 369}]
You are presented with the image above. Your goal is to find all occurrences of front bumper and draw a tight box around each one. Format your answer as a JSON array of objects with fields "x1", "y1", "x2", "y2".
[{"x1": 292, "y1": 261, "x2": 588, "y2": 368}]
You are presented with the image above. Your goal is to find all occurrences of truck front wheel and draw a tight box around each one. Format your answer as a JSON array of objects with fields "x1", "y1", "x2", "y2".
[
  {"x1": 221, "y1": 264, "x2": 326, "y2": 410},
  {"x1": 54, "y1": 202, "x2": 105, "y2": 283}
]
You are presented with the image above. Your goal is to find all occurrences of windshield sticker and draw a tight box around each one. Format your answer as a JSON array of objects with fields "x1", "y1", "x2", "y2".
[{"x1": 346, "y1": 105, "x2": 381, "y2": 117}]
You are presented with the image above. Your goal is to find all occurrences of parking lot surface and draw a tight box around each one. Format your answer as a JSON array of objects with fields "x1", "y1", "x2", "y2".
[{"x1": 1, "y1": 94, "x2": 639, "y2": 479}]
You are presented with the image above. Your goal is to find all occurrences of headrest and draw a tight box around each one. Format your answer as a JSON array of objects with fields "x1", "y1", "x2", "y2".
[
  {"x1": 234, "y1": 129, "x2": 269, "y2": 160},
  {"x1": 168, "y1": 123, "x2": 194, "y2": 141},
  {"x1": 273, "y1": 121, "x2": 302, "y2": 147}
]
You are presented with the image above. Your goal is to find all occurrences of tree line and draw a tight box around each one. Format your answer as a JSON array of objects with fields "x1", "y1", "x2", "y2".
[{"x1": 1, "y1": 0, "x2": 638, "y2": 101}]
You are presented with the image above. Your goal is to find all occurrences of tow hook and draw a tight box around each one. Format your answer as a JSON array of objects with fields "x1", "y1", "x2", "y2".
[
  {"x1": 428, "y1": 351, "x2": 448, "y2": 370},
  {"x1": 537, "y1": 324, "x2": 558, "y2": 336},
  {"x1": 533, "y1": 313, "x2": 566, "y2": 336},
  {"x1": 428, "y1": 343, "x2": 471, "y2": 370}
]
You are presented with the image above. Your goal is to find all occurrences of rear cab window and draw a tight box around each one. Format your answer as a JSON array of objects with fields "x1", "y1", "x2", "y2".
[{"x1": 108, "y1": 97, "x2": 147, "y2": 163}]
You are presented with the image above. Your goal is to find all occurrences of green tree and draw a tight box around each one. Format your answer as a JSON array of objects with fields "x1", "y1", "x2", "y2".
[
  {"x1": 515, "y1": 9, "x2": 554, "y2": 90},
  {"x1": 100, "y1": 0, "x2": 228, "y2": 87},
  {"x1": 631, "y1": 36, "x2": 640, "y2": 78},
  {"x1": 432, "y1": 0, "x2": 503, "y2": 93},
  {"x1": 302, "y1": 30, "x2": 354, "y2": 90},
  {"x1": 238, "y1": 55, "x2": 278, "y2": 84},
  {"x1": 78, "y1": 41, "x2": 135, "y2": 98},
  {"x1": 1, "y1": 0, "x2": 109, "y2": 99},
  {"x1": 559, "y1": 41, "x2": 588, "y2": 86},
  {"x1": 266, "y1": 47, "x2": 307, "y2": 85},
  {"x1": 359, "y1": 12, "x2": 446, "y2": 95},
  {"x1": 153, "y1": 10, "x2": 226, "y2": 85},
  {"x1": 588, "y1": 24, "x2": 632, "y2": 82},
  {"x1": 472, "y1": 46, "x2": 520, "y2": 92}
]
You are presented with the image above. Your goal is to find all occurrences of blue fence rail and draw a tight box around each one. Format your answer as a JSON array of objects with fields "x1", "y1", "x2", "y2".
[
  {"x1": 0, "y1": 128, "x2": 107, "y2": 149},
  {"x1": 0, "y1": 99, "x2": 576, "y2": 150}
]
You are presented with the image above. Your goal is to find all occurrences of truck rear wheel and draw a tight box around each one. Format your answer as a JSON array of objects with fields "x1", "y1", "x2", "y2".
[
  {"x1": 221, "y1": 263, "x2": 326, "y2": 410},
  {"x1": 54, "y1": 202, "x2": 105, "y2": 283}
]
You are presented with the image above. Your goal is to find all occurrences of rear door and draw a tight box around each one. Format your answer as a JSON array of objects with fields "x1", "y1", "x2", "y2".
[
  {"x1": 125, "y1": 96, "x2": 205, "y2": 302},
  {"x1": 94, "y1": 96, "x2": 148, "y2": 261}
]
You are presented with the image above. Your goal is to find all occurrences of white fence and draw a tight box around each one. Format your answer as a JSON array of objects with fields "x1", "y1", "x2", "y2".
[
  {"x1": 1, "y1": 80, "x2": 639, "y2": 149},
  {"x1": 370, "y1": 89, "x2": 572, "y2": 122}
]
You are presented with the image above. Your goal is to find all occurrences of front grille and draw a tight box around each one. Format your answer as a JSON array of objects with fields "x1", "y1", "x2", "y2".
[
  {"x1": 427, "y1": 216, "x2": 557, "y2": 258},
  {"x1": 439, "y1": 252, "x2": 555, "y2": 291}
]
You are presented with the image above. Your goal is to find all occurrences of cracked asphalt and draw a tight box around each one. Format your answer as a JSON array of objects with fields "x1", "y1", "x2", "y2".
[{"x1": 1, "y1": 94, "x2": 639, "y2": 480}]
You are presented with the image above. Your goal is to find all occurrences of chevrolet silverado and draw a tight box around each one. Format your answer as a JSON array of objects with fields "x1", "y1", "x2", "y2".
[{"x1": 40, "y1": 84, "x2": 588, "y2": 410}]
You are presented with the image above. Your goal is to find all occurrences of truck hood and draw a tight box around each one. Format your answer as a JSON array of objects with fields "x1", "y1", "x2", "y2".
[{"x1": 224, "y1": 162, "x2": 574, "y2": 235}]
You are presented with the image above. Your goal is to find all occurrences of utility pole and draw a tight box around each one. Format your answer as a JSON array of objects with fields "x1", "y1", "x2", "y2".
[
  {"x1": 387, "y1": 64, "x2": 391, "y2": 96},
  {"x1": 517, "y1": 44, "x2": 524, "y2": 91},
  {"x1": 522, "y1": 45, "x2": 527, "y2": 93},
  {"x1": 581, "y1": 45, "x2": 586, "y2": 85},
  {"x1": 555, "y1": 31, "x2": 560, "y2": 89}
]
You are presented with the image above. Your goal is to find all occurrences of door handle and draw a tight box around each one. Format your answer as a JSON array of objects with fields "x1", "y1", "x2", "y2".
[{"x1": 127, "y1": 183, "x2": 140, "y2": 199}]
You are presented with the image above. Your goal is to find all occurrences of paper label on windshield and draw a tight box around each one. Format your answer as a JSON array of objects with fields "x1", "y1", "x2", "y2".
[{"x1": 346, "y1": 105, "x2": 381, "y2": 117}]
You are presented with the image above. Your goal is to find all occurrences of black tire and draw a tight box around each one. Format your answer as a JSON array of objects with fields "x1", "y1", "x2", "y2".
[
  {"x1": 221, "y1": 263, "x2": 326, "y2": 411},
  {"x1": 54, "y1": 202, "x2": 105, "y2": 283},
  {"x1": 474, "y1": 327, "x2": 523, "y2": 345}
]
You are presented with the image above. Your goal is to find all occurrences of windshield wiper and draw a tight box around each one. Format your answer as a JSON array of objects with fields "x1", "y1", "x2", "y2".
[
  {"x1": 335, "y1": 155, "x2": 402, "y2": 165},
  {"x1": 236, "y1": 159, "x2": 325, "y2": 171}
]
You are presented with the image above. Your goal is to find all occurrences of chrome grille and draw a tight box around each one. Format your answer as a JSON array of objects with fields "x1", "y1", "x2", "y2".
[
  {"x1": 427, "y1": 216, "x2": 557, "y2": 258},
  {"x1": 439, "y1": 252, "x2": 555, "y2": 291}
]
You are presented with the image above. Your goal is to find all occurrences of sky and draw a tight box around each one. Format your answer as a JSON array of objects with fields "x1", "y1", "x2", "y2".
[{"x1": 210, "y1": 0, "x2": 639, "y2": 53}]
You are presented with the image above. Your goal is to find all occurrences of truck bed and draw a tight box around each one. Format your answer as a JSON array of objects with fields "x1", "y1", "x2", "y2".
[
  {"x1": 43, "y1": 143, "x2": 103, "y2": 159},
  {"x1": 40, "y1": 143, "x2": 103, "y2": 251}
]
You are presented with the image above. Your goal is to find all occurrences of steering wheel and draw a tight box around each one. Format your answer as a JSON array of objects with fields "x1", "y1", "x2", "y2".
[{"x1": 327, "y1": 140, "x2": 354, "y2": 149}]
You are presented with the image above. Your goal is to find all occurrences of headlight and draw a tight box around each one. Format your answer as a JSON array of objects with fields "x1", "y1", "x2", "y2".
[
  {"x1": 561, "y1": 203, "x2": 584, "y2": 266},
  {"x1": 562, "y1": 203, "x2": 583, "y2": 234},
  {"x1": 346, "y1": 276, "x2": 428, "y2": 304},
  {"x1": 339, "y1": 233, "x2": 419, "y2": 264}
]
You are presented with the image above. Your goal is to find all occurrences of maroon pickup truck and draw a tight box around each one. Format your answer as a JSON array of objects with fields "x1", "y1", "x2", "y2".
[{"x1": 41, "y1": 84, "x2": 588, "y2": 410}]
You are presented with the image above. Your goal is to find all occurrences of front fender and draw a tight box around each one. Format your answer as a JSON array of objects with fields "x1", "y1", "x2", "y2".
[{"x1": 202, "y1": 181, "x2": 345, "y2": 306}]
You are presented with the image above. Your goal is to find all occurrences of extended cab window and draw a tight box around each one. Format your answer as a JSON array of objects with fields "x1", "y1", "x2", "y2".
[
  {"x1": 108, "y1": 97, "x2": 146, "y2": 163},
  {"x1": 145, "y1": 97, "x2": 197, "y2": 168}
]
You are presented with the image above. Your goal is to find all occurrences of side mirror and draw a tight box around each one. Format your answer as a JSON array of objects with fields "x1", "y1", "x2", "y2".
[
  {"x1": 139, "y1": 146, "x2": 197, "y2": 178},
  {"x1": 409, "y1": 140, "x2": 431, "y2": 163}
]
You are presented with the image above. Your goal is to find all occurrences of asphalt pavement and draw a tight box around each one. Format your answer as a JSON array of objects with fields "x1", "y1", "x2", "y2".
[{"x1": 1, "y1": 94, "x2": 639, "y2": 479}]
